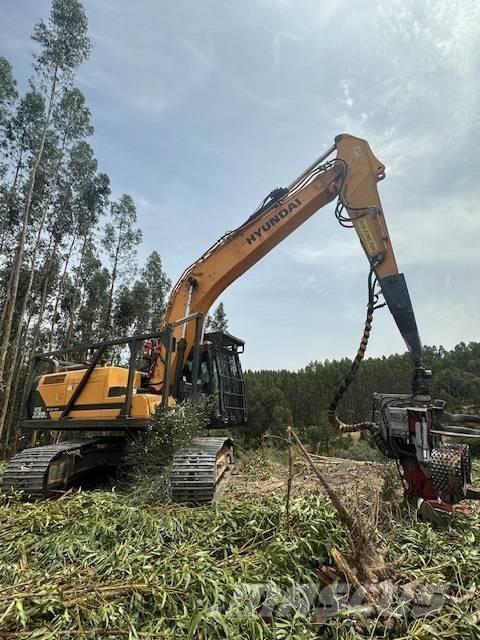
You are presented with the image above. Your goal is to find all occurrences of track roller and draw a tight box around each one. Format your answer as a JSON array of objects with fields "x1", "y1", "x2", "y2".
[{"x1": 170, "y1": 437, "x2": 234, "y2": 505}]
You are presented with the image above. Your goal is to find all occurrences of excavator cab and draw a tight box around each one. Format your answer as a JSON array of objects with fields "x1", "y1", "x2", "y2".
[{"x1": 176, "y1": 331, "x2": 247, "y2": 427}]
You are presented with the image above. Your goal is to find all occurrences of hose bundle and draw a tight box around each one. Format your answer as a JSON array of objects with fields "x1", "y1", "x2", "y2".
[{"x1": 328, "y1": 269, "x2": 384, "y2": 434}]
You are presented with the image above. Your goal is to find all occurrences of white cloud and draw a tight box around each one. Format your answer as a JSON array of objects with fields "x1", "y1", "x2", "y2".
[
  {"x1": 341, "y1": 80, "x2": 353, "y2": 109},
  {"x1": 287, "y1": 238, "x2": 361, "y2": 269},
  {"x1": 388, "y1": 195, "x2": 480, "y2": 268},
  {"x1": 271, "y1": 31, "x2": 300, "y2": 69},
  {"x1": 180, "y1": 37, "x2": 281, "y2": 108}
]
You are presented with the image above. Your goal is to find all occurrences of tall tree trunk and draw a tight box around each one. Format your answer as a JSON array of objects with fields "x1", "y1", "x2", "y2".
[
  {"x1": 0, "y1": 267, "x2": 15, "y2": 336},
  {"x1": 103, "y1": 235, "x2": 121, "y2": 336},
  {"x1": 2, "y1": 317, "x2": 31, "y2": 455},
  {"x1": 28, "y1": 235, "x2": 61, "y2": 376},
  {"x1": 0, "y1": 337, "x2": 26, "y2": 443},
  {"x1": 47, "y1": 231, "x2": 76, "y2": 351},
  {"x1": 65, "y1": 234, "x2": 88, "y2": 345},
  {"x1": 0, "y1": 143, "x2": 27, "y2": 313},
  {"x1": 0, "y1": 136, "x2": 25, "y2": 256},
  {"x1": 0, "y1": 206, "x2": 49, "y2": 439},
  {"x1": 0, "y1": 67, "x2": 58, "y2": 386}
]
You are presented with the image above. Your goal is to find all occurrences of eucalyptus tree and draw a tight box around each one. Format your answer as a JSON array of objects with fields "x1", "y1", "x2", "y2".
[
  {"x1": 59, "y1": 171, "x2": 111, "y2": 345},
  {"x1": 47, "y1": 141, "x2": 109, "y2": 349},
  {"x1": 0, "y1": 90, "x2": 45, "y2": 297},
  {"x1": 0, "y1": 56, "x2": 17, "y2": 182},
  {"x1": 36, "y1": 86, "x2": 94, "y2": 294},
  {"x1": 206, "y1": 302, "x2": 228, "y2": 332},
  {"x1": 0, "y1": 131, "x2": 63, "y2": 439},
  {"x1": 112, "y1": 285, "x2": 138, "y2": 337},
  {"x1": 74, "y1": 241, "x2": 111, "y2": 344},
  {"x1": 142, "y1": 251, "x2": 171, "y2": 330},
  {"x1": 102, "y1": 195, "x2": 142, "y2": 335},
  {"x1": 0, "y1": 57, "x2": 17, "y2": 123},
  {"x1": 109, "y1": 251, "x2": 171, "y2": 337},
  {"x1": 0, "y1": 0, "x2": 91, "y2": 387}
]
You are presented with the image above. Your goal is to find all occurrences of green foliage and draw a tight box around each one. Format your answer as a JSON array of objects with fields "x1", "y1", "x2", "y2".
[
  {"x1": 102, "y1": 194, "x2": 143, "y2": 334},
  {"x1": 53, "y1": 86, "x2": 93, "y2": 141},
  {"x1": 381, "y1": 464, "x2": 401, "y2": 502},
  {"x1": 0, "y1": 57, "x2": 17, "y2": 126},
  {"x1": 245, "y1": 342, "x2": 480, "y2": 452},
  {"x1": 0, "y1": 1, "x2": 170, "y2": 451},
  {"x1": 239, "y1": 448, "x2": 287, "y2": 481},
  {"x1": 1, "y1": 488, "x2": 480, "y2": 637},
  {"x1": 124, "y1": 401, "x2": 209, "y2": 504},
  {"x1": 103, "y1": 195, "x2": 142, "y2": 265},
  {"x1": 242, "y1": 381, "x2": 292, "y2": 446},
  {"x1": 71, "y1": 238, "x2": 111, "y2": 342},
  {"x1": 32, "y1": 0, "x2": 91, "y2": 78},
  {"x1": 0, "y1": 491, "x2": 344, "y2": 638},
  {"x1": 207, "y1": 301, "x2": 228, "y2": 332},
  {"x1": 111, "y1": 250, "x2": 171, "y2": 335},
  {"x1": 338, "y1": 439, "x2": 385, "y2": 463},
  {"x1": 305, "y1": 411, "x2": 350, "y2": 455},
  {"x1": 142, "y1": 250, "x2": 171, "y2": 330},
  {"x1": 0, "y1": 90, "x2": 45, "y2": 249}
]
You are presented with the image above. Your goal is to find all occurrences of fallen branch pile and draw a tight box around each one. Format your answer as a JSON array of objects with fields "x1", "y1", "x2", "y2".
[{"x1": 0, "y1": 487, "x2": 479, "y2": 639}]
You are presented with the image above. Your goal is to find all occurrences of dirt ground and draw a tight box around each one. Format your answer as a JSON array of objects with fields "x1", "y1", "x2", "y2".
[
  {"x1": 224, "y1": 451, "x2": 480, "y2": 523},
  {"x1": 224, "y1": 452, "x2": 389, "y2": 507}
]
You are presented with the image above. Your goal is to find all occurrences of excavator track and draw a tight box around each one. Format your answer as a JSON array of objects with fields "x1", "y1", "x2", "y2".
[
  {"x1": 170, "y1": 437, "x2": 234, "y2": 505},
  {"x1": 1, "y1": 438, "x2": 124, "y2": 500}
]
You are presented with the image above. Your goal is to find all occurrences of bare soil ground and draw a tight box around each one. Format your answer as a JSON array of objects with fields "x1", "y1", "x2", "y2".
[
  {"x1": 225, "y1": 451, "x2": 388, "y2": 505},
  {"x1": 224, "y1": 451, "x2": 480, "y2": 523}
]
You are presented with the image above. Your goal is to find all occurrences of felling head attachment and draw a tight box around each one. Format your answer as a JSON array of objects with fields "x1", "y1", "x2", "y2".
[{"x1": 372, "y1": 393, "x2": 480, "y2": 515}]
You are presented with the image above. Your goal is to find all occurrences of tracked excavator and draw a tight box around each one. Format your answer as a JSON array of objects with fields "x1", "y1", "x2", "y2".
[{"x1": 3, "y1": 134, "x2": 480, "y2": 513}]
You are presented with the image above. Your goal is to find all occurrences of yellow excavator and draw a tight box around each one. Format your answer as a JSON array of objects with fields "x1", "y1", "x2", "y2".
[{"x1": 4, "y1": 134, "x2": 479, "y2": 511}]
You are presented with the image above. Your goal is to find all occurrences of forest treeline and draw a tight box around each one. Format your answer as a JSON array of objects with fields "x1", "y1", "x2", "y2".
[
  {"x1": 243, "y1": 341, "x2": 480, "y2": 449},
  {"x1": 0, "y1": 0, "x2": 174, "y2": 450}
]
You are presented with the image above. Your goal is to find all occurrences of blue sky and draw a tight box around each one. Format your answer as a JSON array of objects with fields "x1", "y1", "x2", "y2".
[{"x1": 2, "y1": 0, "x2": 480, "y2": 370}]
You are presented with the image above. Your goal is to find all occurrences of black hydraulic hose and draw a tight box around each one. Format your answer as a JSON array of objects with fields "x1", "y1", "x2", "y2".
[
  {"x1": 327, "y1": 270, "x2": 377, "y2": 434},
  {"x1": 326, "y1": 269, "x2": 397, "y2": 458}
]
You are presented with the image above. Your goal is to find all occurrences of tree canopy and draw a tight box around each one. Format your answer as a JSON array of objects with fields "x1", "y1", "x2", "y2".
[{"x1": 0, "y1": 0, "x2": 170, "y2": 450}]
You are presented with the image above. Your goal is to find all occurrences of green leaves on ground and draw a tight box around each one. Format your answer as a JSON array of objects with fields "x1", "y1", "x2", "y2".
[
  {"x1": 0, "y1": 493, "x2": 343, "y2": 639},
  {"x1": 123, "y1": 400, "x2": 208, "y2": 504},
  {"x1": 1, "y1": 490, "x2": 480, "y2": 639}
]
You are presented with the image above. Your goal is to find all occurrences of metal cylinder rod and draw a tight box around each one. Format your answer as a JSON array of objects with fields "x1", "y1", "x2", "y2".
[
  {"x1": 181, "y1": 283, "x2": 195, "y2": 339},
  {"x1": 287, "y1": 142, "x2": 336, "y2": 191}
]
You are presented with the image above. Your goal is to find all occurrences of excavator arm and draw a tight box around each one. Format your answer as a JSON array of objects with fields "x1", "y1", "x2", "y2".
[
  {"x1": 334, "y1": 135, "x2": 422, "y2": 363},
  {"x1": 150, "y1": 134, "x2": 425, "y2": 393}
]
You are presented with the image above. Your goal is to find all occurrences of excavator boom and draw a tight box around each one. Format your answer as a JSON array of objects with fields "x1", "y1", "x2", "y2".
[{"x1": 150, "y1": 134, "x2": 423, "y2": 391}]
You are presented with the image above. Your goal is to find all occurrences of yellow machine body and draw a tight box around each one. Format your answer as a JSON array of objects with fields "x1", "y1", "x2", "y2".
[{"x1": 34, "y1": 366, "x2": 163, "y2": 422}]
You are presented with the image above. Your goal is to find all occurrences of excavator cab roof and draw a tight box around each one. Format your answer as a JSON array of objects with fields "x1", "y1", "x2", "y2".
[{"x1": 203, "y1": 331, "x2": 245, "y2": 352}]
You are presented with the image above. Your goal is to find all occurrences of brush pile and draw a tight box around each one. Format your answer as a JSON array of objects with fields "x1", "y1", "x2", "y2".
[
  {"x1": 121, "y1": 400, "x2": 207, "y2": 504},
  {"x1": 1, "y1": 487, "x2": 480, "y2": 639}
]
